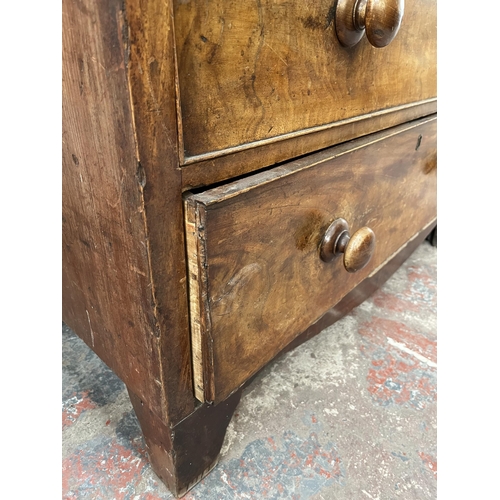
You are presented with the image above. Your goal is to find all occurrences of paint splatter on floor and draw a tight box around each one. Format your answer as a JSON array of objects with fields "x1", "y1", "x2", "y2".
[
  {"x1": 62, "y1": 242, "x2": 437, "y2": 499},
  {"x1": 183, "y1": 430, "x2": 343, "y2": 500}
]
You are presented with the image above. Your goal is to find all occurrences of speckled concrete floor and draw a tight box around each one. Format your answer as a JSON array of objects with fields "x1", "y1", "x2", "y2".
[{"x1": 62, "y1": 241, "x2": 437, "y2": 499}]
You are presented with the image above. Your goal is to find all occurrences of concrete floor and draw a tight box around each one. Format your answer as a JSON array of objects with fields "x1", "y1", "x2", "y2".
[{"x1": 62, "y1": 241, "x2": 437, "y2": 499}]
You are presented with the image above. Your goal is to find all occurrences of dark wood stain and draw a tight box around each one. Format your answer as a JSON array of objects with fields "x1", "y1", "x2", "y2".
[
  {"x1": 125, "y1": 0, "x2": 195, "y2": 424},
  {"x1": 326, "y1": 3, "x2": 337, "y2": 28},
  {"x1": 294, "y1": 211, "x2": 327, "y2": 251},
  {"x1": 64, "y1": 0, "x2": 198, "y2": 492},
  {"x1": 128, "y1": 387, "x2": 242, "y2": 497},
  {"x1": 302, "y1": 15, "x2": 324, "y2": 30},
  {"x1": 243, "y1": 222, "x2": 436, "y2": 384}
]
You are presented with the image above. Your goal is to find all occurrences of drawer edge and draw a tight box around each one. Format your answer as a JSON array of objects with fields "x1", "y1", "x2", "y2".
[
  {"x1": 182, "y1": 99, "x2": 436, "y2": 166},
  {"x1": 191, "y1": 115, "x2": 437, "y2": 207},
  {"x1": 184, "y1": 200, "x2": 213, "y2": 403},
  {"x1": 181, "y1": 101, "x2": 437, "y2": 190}
]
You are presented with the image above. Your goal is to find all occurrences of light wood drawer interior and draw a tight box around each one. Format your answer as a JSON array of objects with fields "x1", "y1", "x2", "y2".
[{"x1": 184, "y1": 116, "x2": 437, "y2": 403}]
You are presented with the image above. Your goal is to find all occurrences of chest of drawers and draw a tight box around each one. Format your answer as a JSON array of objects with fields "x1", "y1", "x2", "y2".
[{"x1": 62, "y1": 0, "x2": 436, "y2": 496}]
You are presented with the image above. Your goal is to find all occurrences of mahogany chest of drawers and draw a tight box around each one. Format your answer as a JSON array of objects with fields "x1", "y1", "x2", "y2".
[{"x1": 62, "y1": 0, "x2": 436, "y2": 495}]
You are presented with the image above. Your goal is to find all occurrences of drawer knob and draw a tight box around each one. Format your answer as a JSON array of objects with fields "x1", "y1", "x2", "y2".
[
  {"x1": 335, "y1": 0, "x2": 404, "y2": 48},
  {"x1": 320, "y1": 218, "x2": 376, "y2": 273}
]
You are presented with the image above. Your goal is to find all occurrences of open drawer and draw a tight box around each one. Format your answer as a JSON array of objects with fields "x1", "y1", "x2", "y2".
[{"x1": 184, "y1": 116, "x2": 437, "y2": 403}]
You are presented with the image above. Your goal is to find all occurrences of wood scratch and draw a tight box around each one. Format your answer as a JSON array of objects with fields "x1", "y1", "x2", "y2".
[
  {"x1": 264, "y1": 42, "x2": 288, "y2": 66},
  {"x1": 86, "y1": 309, "x2": 95, "y2": 347},
  {"x1": 130, "y1": 265, "x2": 147, "y2": 277},
  {"x1": 212, "y1": 263, "x2": 262, "y2": 314},
  {"x1": 71, "y1": 280, "x2": 85, "y2": 294},
  {"x1": 91, "y1": 55, "x2": 106, "y2": 72},
  {"x1": 108, "y1": 171, "x2": 125, "y2": 208}
]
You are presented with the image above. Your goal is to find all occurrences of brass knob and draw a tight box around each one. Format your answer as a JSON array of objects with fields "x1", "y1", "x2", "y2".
[
  {"x1": 335, "y1": 0, "x2": 404, "y2": 48},
  {"x1": 319, "y1": 218, "x2": 376, "y2": 273}
]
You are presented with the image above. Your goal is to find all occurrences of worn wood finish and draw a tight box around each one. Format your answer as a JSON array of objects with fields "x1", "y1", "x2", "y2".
[
  {"x1": 130, "y1": 223, "x2": 433, "y2": 497},
  {"x1": 62, "y1": 0, "x2": 166, "y2": 417},
  {"x1": 364, "y1": 0, "x2": 405, "y2": 47},
  {"x1": 63, "y1": 0, "x2": 436, "y2": 493},
  {"x1": 185, "y1": 117, "x2": 437, "y2": 403},
  {"x1": 342, "y1": 226, "x2": 376, "y2": 273},
  {"x1": 243, "y1": 222, "x2": 435, "y2": 389},
  {"x1": 320, "y1": 218, "x2": 376, "y2": 272},
  {"x1": 63, "y1": 0, "x2": 195, "y2": 426},
  {"x1": 276, "y1": 222, "x2": 436, "y2": 358},
  {"x1": 180, "y1": 99, "x2": 436, "y2": 190},
  {"x1": 128, "y1": 388, "x2": 242, "y2": 497},
  {"x1": 336, "y1": 0, "x2": 405, "y2": 48},
  {"x1": 124, "y1": 0, "x2": 195, "y2": 423},
  {"x1": 173, "y1": 0, "x2": 436, "y2": 159}
]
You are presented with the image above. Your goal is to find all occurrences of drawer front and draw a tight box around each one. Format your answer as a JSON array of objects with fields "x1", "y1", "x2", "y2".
[
  {"x1": 174, "y1": 0, "x2": 436, "y2": 160},
  {"x1": 185, "y1": 117, "x2": 437, "y2": 403}
]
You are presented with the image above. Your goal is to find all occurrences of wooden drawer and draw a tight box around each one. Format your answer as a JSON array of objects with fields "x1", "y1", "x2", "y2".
[
  {"x1": 174, "y1": 0, "x2": 436, "y2": 161},
  {"x1": 185, "y1": 116, "x2": 436, "y2": 403}
]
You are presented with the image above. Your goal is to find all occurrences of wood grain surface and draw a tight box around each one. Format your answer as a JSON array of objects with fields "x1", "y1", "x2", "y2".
[
  {"x1": 181, "y1": 99, "x2": 436, "y2": 189},
  {"x1": 63, "y1": 0, "x2": 196, "y2": 425},
  {"x1": 185, "y1": 117, "x2": 437, "y2": 403},
  {"x1": 173, "y1": 0, "x2": 436, "y2": 159},
  {"x1": 62, "y1": 0, "x2": 168, "y2": 417},
  {"x1": 243, "y1": 221, "x2": 436, "y2": 386},
  {"x1": 125, "y1": 0, "x2": 196, "y2": 424}
]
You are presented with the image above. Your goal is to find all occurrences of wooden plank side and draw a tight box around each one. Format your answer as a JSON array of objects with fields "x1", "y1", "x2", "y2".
[
  {"x1": 186, "y1": 118, "x2": 437, "y2": 403},
  {"x1": 125, "y1": 0, "x2": 196, "y2": 422},
  {"x1": 62, "y1": 0, "x2": 164, "y2": 414},
  {"x1": 173, "y1": 0, "x2": 436, "y2": 158}
]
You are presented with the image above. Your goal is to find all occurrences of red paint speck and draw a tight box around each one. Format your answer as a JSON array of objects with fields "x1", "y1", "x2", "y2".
[
  {"x1": 62, "y1": 440, "x2": 149, "y2": 499},
  {"x1": 373, "y1": 290, "x2": 420, "y2": 312},
  {"x1": 267, "y1": 437, "x2": 277, "y2": 450},
  {"x1": 362, "y1": 329, "x2": 437, "y2": 409},
  {"x1": 419, "y1": 451, "x2": 437, "y2": 478},
  {"x1": 359, "y1": 317, "x2": 436, "y2": 363},
  {"x1": 318, "y1": 467, "x2": 332, "y2": 479},
  {"x1": 62, "y1": 391, "x2": 97, "y2": 430}
]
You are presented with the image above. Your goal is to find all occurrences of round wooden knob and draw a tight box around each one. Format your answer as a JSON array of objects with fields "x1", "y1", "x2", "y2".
[
  {"x1": 335, "y1": 0, "x2": 404, "y2": 48},
  {"x1": 319, "y1": 218, "x2": 376, "y2": 273}
]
